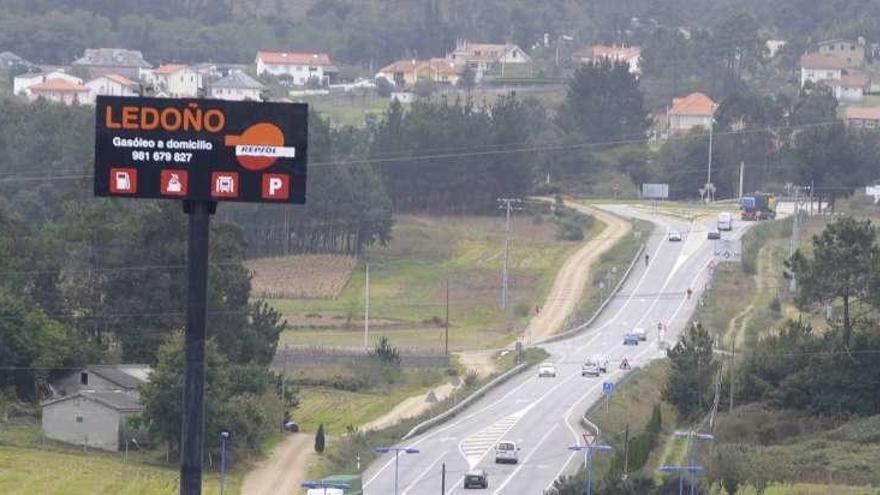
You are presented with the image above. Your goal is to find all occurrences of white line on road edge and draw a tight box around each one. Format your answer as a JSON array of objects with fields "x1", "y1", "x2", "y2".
[
  {"x1": 400, "y1": 451, "x2": 447, "y2": 495},
  {"x1": 492, "y1": 423, "x2": 561, "y2": 494}
]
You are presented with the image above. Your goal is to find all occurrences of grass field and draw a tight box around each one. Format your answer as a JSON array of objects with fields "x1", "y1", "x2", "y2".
[
  {"x1": 275, "y1": 213, "x2": 590, "y2": 352},
  {"x1": 0, "y1": 445, "x2": 239, "y2": 495}
]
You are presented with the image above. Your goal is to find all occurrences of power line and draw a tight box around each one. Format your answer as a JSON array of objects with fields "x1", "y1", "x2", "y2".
[{"x1": 0, "y1": 119, "x2": 845, "y2": 184}]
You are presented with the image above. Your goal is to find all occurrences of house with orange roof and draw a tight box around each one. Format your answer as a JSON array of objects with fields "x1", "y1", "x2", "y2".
[
  {"x1": 139, "y1": 64, "x2": 201, "y2": 97},
  {"x1": 574, "y1": 44, "x2": 641, "y2": 74},
  {"x1": 447, "y1": 40, "x2": 532, "y2": 79},
  {"x1": 255, "y1": 51, "x2": 337, "y2": 86},
  {"x1": 84, "y1": 74, "x2": 140, "y2": 103},
  {"x1": 13, "y1": 70, "x2": 82, "y2": 96},
  {"x1": 27, "y1": 78, "x2": 90, "y2": 105},
  {"x1": 844, "y1": 106, "x2": 880, "y2": 129},
  {"x1": 666, "y1": 92, "x2": 716, "y2": 134},
  {"x1": 376, "y1": 58, "x2": 462, "y2": 87}
]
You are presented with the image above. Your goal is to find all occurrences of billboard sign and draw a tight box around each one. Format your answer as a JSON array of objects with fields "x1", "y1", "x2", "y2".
[
  {"x1": 94, "y1": 96, "x2": 308, "y2": 204},
  {"x1": 642, "y1": 183, "x2": 669, "y2": 199}
]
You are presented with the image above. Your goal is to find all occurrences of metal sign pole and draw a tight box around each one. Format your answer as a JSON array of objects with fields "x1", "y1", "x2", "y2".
[{"x1": 180, "y1": 200, "x2": 216, "y2": 495}]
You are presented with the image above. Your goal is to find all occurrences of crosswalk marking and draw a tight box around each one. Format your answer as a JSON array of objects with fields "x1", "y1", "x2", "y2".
[{"x1": 459, "y1": 408, "x2": 529, "y2": 468}]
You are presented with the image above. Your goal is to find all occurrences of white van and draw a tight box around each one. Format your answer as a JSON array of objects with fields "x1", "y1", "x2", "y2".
[
  {"x1": 494, "y1": 440, "x2": 520, "y2": 464},
  {"x1": 718, "y1": 212, "x2": 732, "y2": 231}
]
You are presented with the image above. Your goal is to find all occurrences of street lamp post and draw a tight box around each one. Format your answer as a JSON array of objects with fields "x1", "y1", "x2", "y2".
[
  {"x1": 568, "y1": 442, "x2": 613, "y2": 495},
  {"x1": 301, "y1": 480, "x2": 351, "y2": 495},
  {"x1": 219, "y1": 432, "x2": 229, "y2": 495},
  {"x1": 659, "y1": 464, "x2": 704, "y2": 495},
  {"x1": 375, "y1": 446, "x2": 420, "y2": 495}
]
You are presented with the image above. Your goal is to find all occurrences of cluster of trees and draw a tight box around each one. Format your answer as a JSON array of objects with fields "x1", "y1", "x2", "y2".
[
  {"x1": 5, "y1": 0, "x2": 880, "y2": 69},
  {"x1": 737, "y1": 217, "x2": 880, "y2": 415},
  {"x1": 656, "y1": 86, "x2": 877, "y2": 200}
]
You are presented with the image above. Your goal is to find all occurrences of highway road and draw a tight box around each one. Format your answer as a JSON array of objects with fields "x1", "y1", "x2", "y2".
[{"x1": 363, "y1": 205, "x2": 751, "y2": 495}]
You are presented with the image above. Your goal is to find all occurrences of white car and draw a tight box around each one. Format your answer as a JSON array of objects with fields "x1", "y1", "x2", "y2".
[
  {"x1": 494, "y1": 440, "x2": 520, "y2": 464},
  {"x1": 582, "y1": 355, "x2": 608, "y2": 376},
  {"x1": 537, "y1": 363, "x2": 558, "y2": 377},
  {"x1": 668, "y1": 230, "x2": 682, "y2": 242},
  {"x1": 632, "y1": 327, "x2": 648, "y2": 341}
]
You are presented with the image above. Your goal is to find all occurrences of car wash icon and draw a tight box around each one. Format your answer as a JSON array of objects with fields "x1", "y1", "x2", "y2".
[{"x1": 224, "y1": 123, "x2": 297, "y2": 171}]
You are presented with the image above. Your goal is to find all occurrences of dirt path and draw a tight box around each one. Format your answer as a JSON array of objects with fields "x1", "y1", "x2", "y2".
[
  {"x1": 526, "y1": 202, "x2": 631, "y2": 343},
  {"x1": 241, "y1": 433, "x2": 314, "y2": 495},
  {"x1": 361, "y1": 383, "x2": 456, "y2": 431}
]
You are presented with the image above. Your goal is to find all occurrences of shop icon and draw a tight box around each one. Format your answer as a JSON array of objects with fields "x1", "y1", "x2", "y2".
[
  {"x1": 160, "y1": 169, "x2": 188, "y2": 196},
  {"x1": 261, "y1": 174, "x2": 290, "y2": 200},
  {"x1": 211, "y1": 171, "x2": 239, "y2": 198},
  {"x1": 109, "y1": 167, "x2": 137, "y2": 194}
]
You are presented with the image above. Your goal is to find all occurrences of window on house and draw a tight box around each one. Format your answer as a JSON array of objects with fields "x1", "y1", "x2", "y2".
[
  {"x1": 75, "y1": 416, "x2": 83, "y2": 423},
  {"x1": 829, "y1": 45, "x2": 835, "y2": 51},
  {"x1": 867, "y1": 121, "x2": 876, "y2": 128},
  {"x1": 80, "y1": 372, "x2": 88, "y2": 385},
  {"x1": 851, "y1": 45, "x2": 856, "y2": 51}
]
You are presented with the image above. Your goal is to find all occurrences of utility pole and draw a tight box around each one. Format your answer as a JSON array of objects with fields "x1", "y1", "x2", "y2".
[
  {"x1": 364, "y1": 263, "x2": 370, "y2": 349},
  {"x1": 441, "y1": 462, "x2": 446, "y2": 494},
  {"x1": 623, "y1": 424, "x2": 630, "y2": 480},
  {"x1": 790, "y1": 188, "x2": 801, "y2": 293},
  {"x1": 729, "y1": 341, "x2": 735, "y2": 413},
  {"x1": 705, "y1": 120, "x2": 714, "y2": 203},
  {"x1": 444, "y1": 279, "x2": 449, "y2": 356},
  {"x1": 497, "y1": 198, "x2": 523, "y2": 310},
  {"x1": 738, "y1": 161, "x2": 744, "y2": 199}
]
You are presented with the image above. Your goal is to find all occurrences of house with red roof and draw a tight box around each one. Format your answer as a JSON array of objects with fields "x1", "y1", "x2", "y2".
[
  {"x1": 844, "y1": 106, "x2": 880, "y2": 129},
  {"x1": 27, "y1": 78, "x2": 90, "y2": 105},
  {"x1": 667, "y1": 92, "x2": 716, "y2": 134},
  {"x1": 574, "y1": 44, "x2": 641, "y2": 74},
  {"x1": 13, "y1": 70, "x2": 82, "y2": 96},
  {"x1": 255, "y1": 51, "x2": 337, "y2": 86}
]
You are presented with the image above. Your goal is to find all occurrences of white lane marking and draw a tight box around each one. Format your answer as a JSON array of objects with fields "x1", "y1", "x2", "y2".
[
  {"x1": 492, "y1": 424, "x2": 561, "y2": 494},
  {"x1": 458, "y1": 412, "x2": 524, "y2": 468},
  {"x1": 401, "y1": 451, "x2": 447, "y2": 495}
]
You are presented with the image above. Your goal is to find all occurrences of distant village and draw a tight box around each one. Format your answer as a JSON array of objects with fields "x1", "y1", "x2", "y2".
[{"x1": 2, "y1": 34, "x2": 880, "y2": 142}]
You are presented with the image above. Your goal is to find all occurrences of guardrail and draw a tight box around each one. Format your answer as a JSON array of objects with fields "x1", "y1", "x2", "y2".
[
  {"x1": 401, "y1": 361, "x2": 529, "y2": 441},
  {"x1": 537, "y1": 242, "x2": 645, "y2": 345}
]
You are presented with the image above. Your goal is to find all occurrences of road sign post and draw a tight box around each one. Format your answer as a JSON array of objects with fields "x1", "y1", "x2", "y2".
[{"x1": 93, "y1": 96, "x2": 308, "y2": 495}]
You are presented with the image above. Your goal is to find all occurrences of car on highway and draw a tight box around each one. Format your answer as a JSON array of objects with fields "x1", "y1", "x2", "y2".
[
  {"x1": 581, "y1": 360, "x2": 600, "y2": 377},
  {"x1": 581, "y1": 355, "x2": 608, "y2": 376},
  {"x1": 537, "y1": 363, "x2": 558, "y2": 377},
  {"x1": 707, "y1": 230, "x2": 721, "y2": 240},
  {"x1": 464, "y1": 469, "x2": 489, "y2": 489},
  {"x1": 668, "y1": 230, "x2": 682, "y2": 242},
  {"x1": 495, "y1": 440, "x2": 520, "y2": 464},
  {"x1": 623, "y1": 332, "x2": 640, "y2": 345},
  {"x1": 632, "y1": 327, "x2": 647, "y2": 341}
]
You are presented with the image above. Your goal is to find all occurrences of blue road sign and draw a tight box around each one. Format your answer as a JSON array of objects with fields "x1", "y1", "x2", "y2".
[{"x1": 603, "y1": 381, "x2": 614, "y2": 395}]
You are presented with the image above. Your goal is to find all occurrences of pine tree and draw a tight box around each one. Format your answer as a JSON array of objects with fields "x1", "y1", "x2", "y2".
[{"x1": 314, "y1": 424, "x2": 326, "y2": 454}]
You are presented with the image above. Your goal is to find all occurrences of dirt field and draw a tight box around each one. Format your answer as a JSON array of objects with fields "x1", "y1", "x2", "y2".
[
  {"x1": 247, "y1": 254, "x2": 356, "y2": 299},
  {"x1": 241, "y1": 433, "x2": 314, "y2": 495}
]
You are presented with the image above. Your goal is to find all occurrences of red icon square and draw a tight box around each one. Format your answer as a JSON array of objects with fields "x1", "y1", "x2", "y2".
[
  {"x1": 109, "y1": 168, "x2": 137, "y2": 194},
  {"x1": 211, "y1": 171, "x2": 239, "y2": 198},
  {"x1": 262, "y1": 174, "x2": 290, "y2": 201},
  {"x1": 160, "y1": 169, "x2": 188, "y2": 196}
]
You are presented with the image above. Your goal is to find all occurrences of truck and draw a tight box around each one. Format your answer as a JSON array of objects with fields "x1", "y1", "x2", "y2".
[
  {"x1": 740, "y1": 193, "x2": 777, "y2": 221},
  {"x1": 717, "y1": 212, "x2": 733, "y2": 231}
]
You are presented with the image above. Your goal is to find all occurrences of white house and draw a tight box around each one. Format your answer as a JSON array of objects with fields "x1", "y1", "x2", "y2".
[
  {"x1": 447, "y1": 40, "x2": 532, "y2": 78},
  {"x1": 41, "y1": 391, "x2": 143, "y2": 451},
  {"x1": 140, "y1": 64, "x2": 201, "y2": 98},
  {"x1": 574, "y1": 44, "x2": 641, "y2": 74},
  {"x1": 255, "y1": 51, "x2": 336, "y2": 86},
  {"x1": 208, "y1": 71, "x2": 264, "y2": 101},
  {"x1": 832, "y1": 73, "x2": 868, "y2": 101},
  {"x1": 667, "y1": 92, "x2": 717, "y2": 134},
  {"x1": 800, "y1": 52, "x2": 845, "y2": 87},
  {"x1": 84, "y1": 73, "x2": 140, "y2": 104},
  {"x1": 13, "y1": 71, "x2": 82, "y2": 96}
]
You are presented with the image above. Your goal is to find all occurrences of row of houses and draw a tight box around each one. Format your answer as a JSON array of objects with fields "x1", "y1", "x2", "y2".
[
  {"x1": 375, "y1": 41, "x2": 642, "y2": 89},
  {"x1": 799, "y1": 39, "x2": 874, "y2": 102}
]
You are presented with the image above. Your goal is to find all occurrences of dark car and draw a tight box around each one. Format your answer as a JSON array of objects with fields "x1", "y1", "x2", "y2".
[
  {"x1": 464, "y1": 469, "x2": 489, "y2": 489},
  {"x1": 283, "y1": 421, "x2": 299, "y2": 432},
  {"x1": 708, "y1": 231, "x2": 721, "y2": 240},
  {"x1": 623, "y1": 333, "x2": 640, "y2": 346}
]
